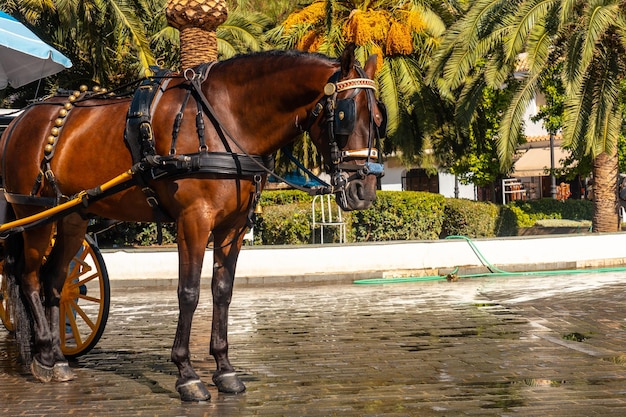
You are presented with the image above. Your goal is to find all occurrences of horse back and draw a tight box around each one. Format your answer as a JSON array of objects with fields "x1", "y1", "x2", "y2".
[{"x1": 1, "y1": 83, "x2": 257, "y2": 224}]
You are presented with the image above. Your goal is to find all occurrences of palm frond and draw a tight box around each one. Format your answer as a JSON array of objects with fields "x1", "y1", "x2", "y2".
[
  {"x1": 409, "y1": 3, "x2": 447, "y2": 37},
  {"x1": 524, "y1": 19, "x2": 552, "y2": 75},
  {"x1": 585, "y1": 47, "x2": 623, "y2": 157},
  {"x1": 107, "y1": 0, "x2": 155, "y2": 72},
  {"x1": 559, "y1": 0, "x2": 577, "y2": 23},
  {"x1": 564, "y1": 1, "x2": 619, "y2": 95},
  {"x1": 217, "y1": 11, "x2": 272, "y2": 57},
  {"x1": 503, "y1": 0, "x2": 556, "y2": 64},
  {"x1": 377, "y1": 57, "x2": 403, "y2": 136},
  {"x1": 455, "y1": 73, "x2": 488, "y2": 128},
  {"x1": 562, "y1": 72, "x2": 595, "y2": 155},
  {"x1": 498, "y1": 73, "x2": 540, "y2": 169}
]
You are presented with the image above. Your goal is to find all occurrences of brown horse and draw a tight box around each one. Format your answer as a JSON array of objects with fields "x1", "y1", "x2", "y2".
[{"x1": 0, "y1": 45, "x2": 385, "y2": 401}]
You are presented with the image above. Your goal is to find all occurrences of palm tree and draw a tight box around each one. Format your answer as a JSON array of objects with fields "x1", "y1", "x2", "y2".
[
  {"x1": 429, "y1": 0, "x2": 626, "y2": 232},
  {"x1": 266, "y1": 0, "x2": 465, "y2": 168},
  {"x1": 2, "y1": 0, "x2": 273, "y2": 89},
  {"x1": 3, "y1": 0, "x2": 155, "y2": 88}
]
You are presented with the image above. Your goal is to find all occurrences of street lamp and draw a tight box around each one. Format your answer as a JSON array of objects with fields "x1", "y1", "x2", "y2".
[{"x1": 549, "y1": 132, "x2": 557, "y2": 199}]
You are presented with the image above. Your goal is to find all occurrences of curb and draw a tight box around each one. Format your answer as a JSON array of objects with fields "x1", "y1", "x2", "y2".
[{"x1": 101, "y1": 232, "x2": 626, "y2": 289}]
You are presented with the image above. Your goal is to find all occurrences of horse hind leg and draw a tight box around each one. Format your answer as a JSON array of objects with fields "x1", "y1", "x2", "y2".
[
  {"x1": 10, "y1": 214, "x2": 87, "y2": 383},
  {"x1": 209, "y1": 228, "x2": 246, "y2": 395},
  {"x1": 3, "y1": 232, "x2": 34, "y2": 365},
  {"x1": 5, "y1": 222, "x2": 60, "y2": 382},
  {"x1": 37, "y1": 214, "x2": 88, "y2": 382}
]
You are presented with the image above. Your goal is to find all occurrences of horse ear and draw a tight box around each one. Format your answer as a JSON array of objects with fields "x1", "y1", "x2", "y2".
[
  {"x1": 340, "y1": 43, "x2": 357, "y2": 78},
  {"x1": 364, "y1": 54, "x2": 377, "y2": 79}
]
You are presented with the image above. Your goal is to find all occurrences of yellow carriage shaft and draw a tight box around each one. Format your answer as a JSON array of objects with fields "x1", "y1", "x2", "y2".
[{"x1": 0, "y1": 169, "x2": 135, "y2": 237}]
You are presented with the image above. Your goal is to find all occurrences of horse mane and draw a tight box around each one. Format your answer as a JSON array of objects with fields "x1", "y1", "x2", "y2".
[{"x1": 222, "y1": 49, "x2": 338, "y2": 67}]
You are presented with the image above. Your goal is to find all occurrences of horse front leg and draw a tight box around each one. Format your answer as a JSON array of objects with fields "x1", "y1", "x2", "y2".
[
  {"x1": 210, "y1": 228, "x2": 246, "y2": 394},
  {"x1": 171, "y1": 219, "x2": 211, "y2": 402}
]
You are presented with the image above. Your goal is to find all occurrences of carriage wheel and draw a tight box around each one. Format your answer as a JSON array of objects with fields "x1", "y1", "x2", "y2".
[
  {"x1": 59, "y1": 235, "x2": 110, "y2": 358},
  {"x1": 0, "y1": 263, "x2": 15, "y2": 333}
]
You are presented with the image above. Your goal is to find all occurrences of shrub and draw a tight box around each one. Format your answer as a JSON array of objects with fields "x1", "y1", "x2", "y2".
[
  {"x1": 494, "y1": 205, "x2": 518, "y2": 237},
  {"x1": 254, "y1": 202, "x2": 312, "y2": 245},
  {"x1": 441, "y1": 198, "x2": 499, "y2": 238},
  {"x1": 91, "y1": 191, "x2": 594, "y2": 247},
  {"x1": 351, "y1": 191, "x2": 446, "y2": 241},
  {"x1": 259, "y1": 189, "x2": 312, "y2": 205},
  {"x1": 508, "y1": 198, "x2": 593, "y2": 227},
  {"x1": 92, "y1": 221, "x2": 176, "y2": 247}
]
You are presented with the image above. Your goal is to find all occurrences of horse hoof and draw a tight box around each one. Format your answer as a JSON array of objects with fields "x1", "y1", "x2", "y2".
[
  {"x1": 176, "y1": 379, "x2": 211, "y2": 402},
  {"x1": 30, "y1": 358, "x2": 54, "y2": 383},
  {"x1": 53, "y1": 362, "x2": 76, "y2": 382},
  {"x1": 213, "y1": 372, "x2": 246, "y2": 394}
]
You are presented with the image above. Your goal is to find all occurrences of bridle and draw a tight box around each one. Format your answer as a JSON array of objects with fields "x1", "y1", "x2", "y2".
[{"x1": 306, "y1": 65, "x2": 386, "y2": 201}]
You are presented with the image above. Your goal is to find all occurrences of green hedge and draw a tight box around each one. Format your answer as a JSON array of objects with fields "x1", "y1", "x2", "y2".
[
  {"x1": 92, "y1": 191, "x2": 593, "y2": 246},
  {"x1": 507, "y1": 199, "x2": 593, "y2": 227},
  {"x1": 253, "y1": 202, "x2": 312, "y2": 245},
  {"x1": 441, "y1": 199, "x2": 498, "y2": 238},
  {"x1": 441, "y1": 199, "x2": 519, "y2": 238},
  {"x1": 93, "y1": 221, "x2": 177, "y2": 247},
  {"x1": 350, "y1": 191, "x2": 446, "y2": 241},
  {"x1": 259, "y1": 189, "x2": 313, "y2": 205}
]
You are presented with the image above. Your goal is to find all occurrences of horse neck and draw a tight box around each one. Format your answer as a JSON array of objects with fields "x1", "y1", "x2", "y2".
[{"x1": 208, "y1": 56, "x2": 338, "y2": 156}]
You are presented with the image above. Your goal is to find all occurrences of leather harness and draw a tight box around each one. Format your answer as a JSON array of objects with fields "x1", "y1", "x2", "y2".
[{"x1": 4, "y1": 65, "x2": 274, "y2": 231}]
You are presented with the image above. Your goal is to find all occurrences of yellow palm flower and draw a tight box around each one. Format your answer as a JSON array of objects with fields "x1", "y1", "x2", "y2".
[
  {"x1": 406, "y1": 10, "x2": 426, "y2": 33},
  {"x1": 386, "y1": 21, "x2": 414, "y2": 55},
  {"x1": 283, "y1": 2, "x2": 326, "y2": 31},
  {"x1": 343, "y1": 10, "x2": 390, "y2": 46},
  {"x1": 297, "y1": 30, "x2": 325, "y2": 52}
]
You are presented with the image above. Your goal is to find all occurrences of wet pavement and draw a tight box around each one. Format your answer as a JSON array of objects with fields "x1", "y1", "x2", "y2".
[{"x1": 3, "y1": 272, "x2": 626, "y2": 416}]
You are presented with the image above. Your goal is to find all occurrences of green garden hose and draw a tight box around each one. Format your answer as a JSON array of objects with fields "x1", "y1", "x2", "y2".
[{"x1": 353, "y1": 235, "x2": 626, "y2": 285}]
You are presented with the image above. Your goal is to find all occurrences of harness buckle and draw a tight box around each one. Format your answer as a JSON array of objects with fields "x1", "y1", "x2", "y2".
[{"x1": 141, "y1": 187, "x2": 159, "y2": 208}]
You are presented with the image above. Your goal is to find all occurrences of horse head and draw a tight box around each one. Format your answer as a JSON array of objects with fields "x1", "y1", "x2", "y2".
[{"x1": 308, "y1": 45, "x2": 386, "y2": 211}]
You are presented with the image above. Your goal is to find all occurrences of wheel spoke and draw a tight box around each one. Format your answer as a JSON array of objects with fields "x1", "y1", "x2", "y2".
[
  {"x1": 68, "y1": 297, "x2": 96, "y2": 332},
  {"x1": 63, "y1": 302, "x2": 83, "y2": 346},
  {"x1": 59, "y1": 236, "x2": 110, "y2": 357}
]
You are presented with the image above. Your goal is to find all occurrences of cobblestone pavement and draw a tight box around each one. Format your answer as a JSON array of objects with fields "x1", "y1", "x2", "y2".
[{"x1": 3, "y1": 272, "x2": 626, "y2": 416}]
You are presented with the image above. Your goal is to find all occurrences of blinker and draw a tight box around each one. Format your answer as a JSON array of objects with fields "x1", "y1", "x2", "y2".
[{"x1": 334, "y1": 99, "x2": 356, "y2": 137}]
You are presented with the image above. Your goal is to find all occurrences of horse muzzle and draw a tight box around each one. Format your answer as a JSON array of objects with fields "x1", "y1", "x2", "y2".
[{"x1": 334, "y1": 164, "x2": 382, "y2": 211}]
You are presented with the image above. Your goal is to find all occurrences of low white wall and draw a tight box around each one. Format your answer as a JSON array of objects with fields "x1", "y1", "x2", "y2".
[{"x1": 101, "y1": 233, "x2": 626, "y2": 287}]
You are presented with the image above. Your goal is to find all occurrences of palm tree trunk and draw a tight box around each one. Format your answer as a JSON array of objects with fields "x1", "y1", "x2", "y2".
[
  {"x1": 166, "y1": 0, "x2": 228, "y2": 68},
  {"x1": 592, "y1": 151, "x2": 620, "y2": 232}
]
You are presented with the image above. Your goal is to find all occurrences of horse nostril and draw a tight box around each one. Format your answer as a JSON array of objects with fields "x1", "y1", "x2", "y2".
[{"x1": 356, "y1": 183, "x2": 364, "y2": 200}]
